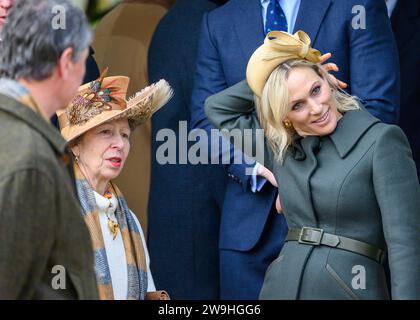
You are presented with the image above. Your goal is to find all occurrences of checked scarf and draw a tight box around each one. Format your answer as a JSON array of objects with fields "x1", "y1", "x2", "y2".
[{"x1": 74, "y1": 163, "x2": 148, "y2": 300}]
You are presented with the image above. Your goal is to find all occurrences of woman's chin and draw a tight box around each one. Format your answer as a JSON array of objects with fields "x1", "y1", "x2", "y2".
[
  {"x1": 322, "y1": 121, "x2": 338, "y2": 136},
  {"x1": 316, "y1": 115, "x2": 338, "y2": 136},
  {"x1": 102, "y1": 167, "x2": 123, "y2": 181}
]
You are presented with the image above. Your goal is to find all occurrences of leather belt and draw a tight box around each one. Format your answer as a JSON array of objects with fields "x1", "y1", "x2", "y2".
[{"x1": 286, "y1": 227, "x2": 386, "y2": 264}]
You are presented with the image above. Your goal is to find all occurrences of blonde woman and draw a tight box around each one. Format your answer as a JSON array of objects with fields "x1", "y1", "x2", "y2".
[{"x1": 205, "y1": 31, "x2": 420, "y2": 300}]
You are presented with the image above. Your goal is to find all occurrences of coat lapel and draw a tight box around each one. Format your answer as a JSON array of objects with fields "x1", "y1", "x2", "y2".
[
  {"x1": 329, "y1": 107, "x2": 380, "y2": 158},
  {"x1": 233, "y1": 0, "x2": 265, "y2": 63},
  {"x1": 293, "y1": 0, "x2": 332, "y2": 44},
  {"x1": 280, "y1": 135, "x2": 321, "y2": 226},
  {"x1": 391, "y1": 0, "x2": 419, "y2": 51},
  {"x1": 300, "y1": 136, "x2": 321, "y2": 224}
]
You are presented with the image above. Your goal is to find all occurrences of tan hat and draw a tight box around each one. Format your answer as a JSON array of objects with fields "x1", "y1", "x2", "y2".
[
  {"x1": 246, "y1": 30, "x2": 322, "y2": 97},
  {"x1": 57, "y1": 68, "x2": 173, "y2": 143}
]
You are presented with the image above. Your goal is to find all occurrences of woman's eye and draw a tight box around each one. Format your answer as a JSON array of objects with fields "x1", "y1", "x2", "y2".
[
  {"x1": 312, "y1": 86, "x2": 321, "y2": 95},
  {"x1": 292, "y1": 102, "x2": 302, "y2": 110},
  {"x1": 100, "y1": 129, "x2": 111, "y2": 135},
  {"x1": 122, "y1": 133, "x2": 130, "y2": 139}
]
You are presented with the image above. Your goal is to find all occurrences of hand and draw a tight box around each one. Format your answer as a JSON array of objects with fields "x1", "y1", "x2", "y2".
[
  {"x1": 256, "y1": 164, "x2": 277, "y2": 187},
  {"x1": 275, "y1": 193, "x2": 283, "y2": 214},
  {"x1": 319, "y1": 53, "x2": 348, "y2": 90}
]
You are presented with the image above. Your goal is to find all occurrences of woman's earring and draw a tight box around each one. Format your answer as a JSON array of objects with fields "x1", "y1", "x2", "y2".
[
  {"x1": 75, "y1": 156, "x2": 79, "y2": 163},
  {"x1": 284, "y1": 121, "x2": 292, "y2": 129}
]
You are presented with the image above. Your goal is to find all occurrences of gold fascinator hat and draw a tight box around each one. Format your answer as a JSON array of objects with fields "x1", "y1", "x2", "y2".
[
  {"x1": 246, "y1": 30, "x2": 322, "y2": 97},
  {"x1": 57, "y1": 68, "x2": 173, "y2": 143}
]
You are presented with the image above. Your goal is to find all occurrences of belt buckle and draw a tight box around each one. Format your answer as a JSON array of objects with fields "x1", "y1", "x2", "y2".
[{"x1": 298, "y1": 227, "x2": 324, "y2": 246}]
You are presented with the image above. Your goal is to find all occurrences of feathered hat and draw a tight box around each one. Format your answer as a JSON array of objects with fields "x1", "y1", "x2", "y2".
[{"x1": 57, "y1": 68, "x2": 173, "y2": 143}]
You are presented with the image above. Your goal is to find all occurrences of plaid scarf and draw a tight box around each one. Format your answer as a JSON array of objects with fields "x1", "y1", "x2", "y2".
[
  {"x1": 0, "y1": 78, "x2": 49, "y2": 120},
  {"x1": 74, "y1": 163, "x2": 148, "y2": 300}
]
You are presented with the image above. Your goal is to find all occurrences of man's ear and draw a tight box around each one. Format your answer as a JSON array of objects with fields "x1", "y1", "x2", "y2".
[{"x1": 57, "y1": 47, "x2": 75, "y2": 79}]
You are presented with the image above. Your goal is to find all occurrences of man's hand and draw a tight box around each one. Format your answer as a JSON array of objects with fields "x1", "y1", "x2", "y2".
[{"x1": 320, "y1": 53, "x2": 348, "y2": 89}]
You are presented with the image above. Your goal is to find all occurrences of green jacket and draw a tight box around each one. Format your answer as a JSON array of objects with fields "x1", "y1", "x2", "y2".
[
  {"x1": 205, "y1": 80, "x2": 420, "y2": 300},
  {"x1": 0, "y1": 94, "x2": 98, "y2": 299}
]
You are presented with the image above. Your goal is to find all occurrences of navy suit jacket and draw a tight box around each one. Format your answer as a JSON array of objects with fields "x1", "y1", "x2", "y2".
[
  {"x1": 147, "y1": 0, "x2": 227, "y2": 299},
  {"x1": 391, "y1": 0, "x2": 420, "y2": 178},
  {"x1": 83, "y1": 47, "x2": 100, "y2": 84},
  {"x1": 191, "y1": 0, "x2": 400, "y2": 253}
]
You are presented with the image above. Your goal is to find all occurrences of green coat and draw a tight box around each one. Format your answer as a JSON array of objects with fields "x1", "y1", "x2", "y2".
[
  {"x1": 205, "y1": 80, "x2": 420, "y2": 300},
  {"x1": 0, "y1": 94, "x2": 98, "y2": 299}
]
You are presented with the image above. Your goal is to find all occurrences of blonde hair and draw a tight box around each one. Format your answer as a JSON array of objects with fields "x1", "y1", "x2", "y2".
[{"x1": 254, "y1": 59, "x2": 360, "y2": 163}]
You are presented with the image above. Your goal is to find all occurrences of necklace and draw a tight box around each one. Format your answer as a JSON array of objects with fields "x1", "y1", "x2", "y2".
[{"x1": 104, "y1": 188, "x2": 119, "y2": 240}]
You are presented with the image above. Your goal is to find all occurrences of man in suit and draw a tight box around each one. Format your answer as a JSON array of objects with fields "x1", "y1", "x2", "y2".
[
  {"x1": 147, "y1": 0, "x2": 228, "y2": 299},
  {"x1": 388, "y1": 0, "x2": 420, "y2": 178},
  {"x1": 191, "y1": 0, "x2": 400, "y2": 299}
]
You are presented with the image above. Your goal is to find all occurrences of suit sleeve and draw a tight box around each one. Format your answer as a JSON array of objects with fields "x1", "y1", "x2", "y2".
[
  {"x1": 373, "y1": 125, "x2": 420, "y2": 299},
  {"x1": 205, "y1": 80, "x2": 275, "y2": 172},
  {"x1": 348, "y1": 0, "x2": 400, "y2": 124},
  {"x1": 190, "y1": 13, "x2": 257, "y2": 191},
  {"x1": 0, "y1": 169, "x2": 56, "y2": 299}
]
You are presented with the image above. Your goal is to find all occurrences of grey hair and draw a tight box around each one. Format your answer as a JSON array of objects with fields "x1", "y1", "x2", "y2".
[{"x1": 0, "y1": 0, "x2": 92, "y2": 80}]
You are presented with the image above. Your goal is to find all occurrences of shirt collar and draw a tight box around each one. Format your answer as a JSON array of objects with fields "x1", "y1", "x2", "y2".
[
  {"x1": 386, "y1": 0, "x2": 399, "y2": 17},
  {"x1": 328, "y1": 107, "x2": 380, "y2": 158},
  {"x1": 0, "y1": 78, "x2": 50, "y2": 121}
]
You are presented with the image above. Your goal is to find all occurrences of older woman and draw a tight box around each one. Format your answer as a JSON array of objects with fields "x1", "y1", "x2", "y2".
[
  {"x1": 205, "y1": 31, "x2": 420, "y2": 299},
  {"x1": 57, "y1": 70, "x2": 172, "y2": 300}
]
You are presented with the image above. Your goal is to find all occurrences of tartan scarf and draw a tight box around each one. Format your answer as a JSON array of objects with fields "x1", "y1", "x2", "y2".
[
  {"x1": 74, "y1": 163, "x2": 148, "y2": 300},
  {"x1": 0, "y1": 78, "x2": 49, "y2": 120}
]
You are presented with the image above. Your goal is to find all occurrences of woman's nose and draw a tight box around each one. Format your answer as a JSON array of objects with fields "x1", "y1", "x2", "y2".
[
  {"x1": 309, "y1": 99, "x2": 323, "y2": 115},
  {"x1": 112, "y1": 135, "x2": 125, "y2": 149}
]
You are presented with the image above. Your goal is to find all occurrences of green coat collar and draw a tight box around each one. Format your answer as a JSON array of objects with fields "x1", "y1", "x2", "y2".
[
  {"x1": 0, "y1": 93, "x2": 67, "y2": 155},
  {"x1": 329, "y1": 108, "x2": 380, "y2": 158}
]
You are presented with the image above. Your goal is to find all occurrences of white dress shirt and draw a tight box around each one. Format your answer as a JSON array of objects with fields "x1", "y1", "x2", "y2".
[{"x1": 385, "y1": 0, "x2": 398, "y2": 17}]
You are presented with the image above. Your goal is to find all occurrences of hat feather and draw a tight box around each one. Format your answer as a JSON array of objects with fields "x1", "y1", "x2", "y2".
[{"x1": 115, "y1": 79, "x2": 173, "y2": 127}]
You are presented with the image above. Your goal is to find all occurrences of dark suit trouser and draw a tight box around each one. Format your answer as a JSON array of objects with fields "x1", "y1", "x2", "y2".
[{"x1": 219, "y1": 206, "x2": 288, "y2": 300}]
